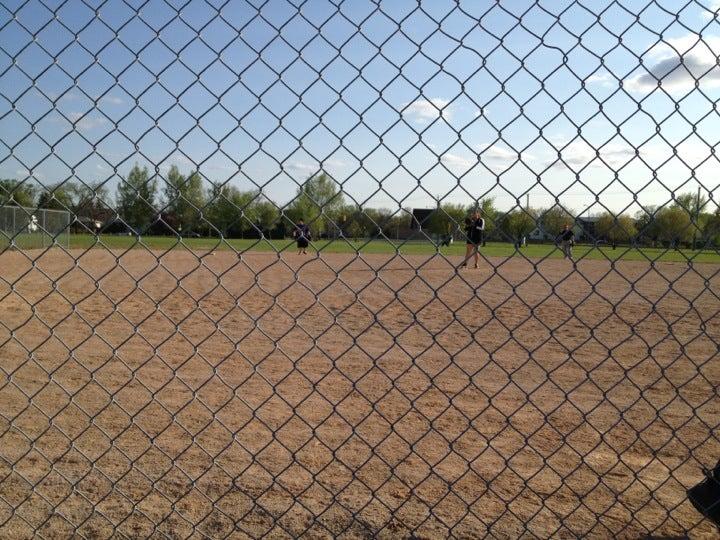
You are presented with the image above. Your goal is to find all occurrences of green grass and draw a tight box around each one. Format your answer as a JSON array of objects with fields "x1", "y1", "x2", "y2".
[
  {"x1": 40, "y1": 234, "x2": 720, "y2": 263},
  {"x1": 2, "y1": 233, "x2": 718, "y2": 263}
]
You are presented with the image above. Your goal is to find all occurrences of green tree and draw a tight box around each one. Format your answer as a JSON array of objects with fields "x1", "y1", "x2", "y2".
[
  {"x1": 388, "y1": 210, "x2": 412, "y2": 240},
  {"x1": 117, "y1": 164, "x2": 157, "y2": 233},
  {"x1": 36, "y1": 182, "x2": 76, "y2": 211},
  {"x1": 347, "y1": 219, "x2": 366, "y2": 240},
  {"x1": 675, "y1": 191, "x2": 711, "y2": 248},
  {"x1": 0, "y1": 179, "x2": 36, "y2": 207},
  {"x1": 595, "y1": 212, "x2": 637, "y2": 244},
  {"x1": 365, "y1": 207, "x2": 396, "y2": 238},
  {"x1": 539, "y1": 205, "x2": 573, "y2": 238},
  {"x1": 501, "y1": 208, "x2": 537, "y2": 244},
  {"x1": 339, "y1": 204, "x2": 368, "y2": 239},
  {"x1": 635, "y1": 206, "x2": 659, "y2": 244},
  {"x1": 72, "y1": 182, "x2": 113, "y2": 227},
  {"x1": 253, "y1": 199, "x2": 279, "y2": 233},
  {"x1": 674, "y1": 191, "x2": 708, "y2": 219},
  {"x1": 478, "y1": 198, "x2": 498, "y2": 238},
  {"x1": 428, "y1": 202, "x2": 467, "y2": 236},
  {"x1": 653, "y1": 206, "x2": 692, "y2": 246},
  {"x1": 286, "y1": 172, "x2": 345, "y2": 234},
  {"x1": 163, "y1": 166, "x2": 205, "y2": 233},
  {"x1": 703, "y1": 208, "x2": 720, "y2": 247},
  {"x1": 206, "y1": 184, "x2": 267, "y2": 237}
]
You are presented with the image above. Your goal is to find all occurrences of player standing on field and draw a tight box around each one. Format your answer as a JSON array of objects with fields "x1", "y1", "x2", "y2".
[
  {"x1": 556, "y1": 223, "x2": 575, "y2": 261},
  {"x1": 462, "y1": 210, "x2": 485, "y2": 269},
  {"x1": 293, "y1": 218, "x2": 311, "y2": 255}
]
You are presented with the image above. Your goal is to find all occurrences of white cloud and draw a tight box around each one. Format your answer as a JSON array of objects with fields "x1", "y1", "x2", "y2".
[
  {"x1": 170, "y1": 153, "x2": 194, "y2": 165},
  {"x1": 209, "y1": 164, "x2": 237, "y2": 173},
  {"x1": 641, "y1": 139, "x2": 715, "y2": 168},
  {"x1": 59, "y1": 92, "x2": 81, "y2": 101},
  {"x1": 284, "y1": 159, "x2": 346, "y2": 175},
  {"x1": 402, "y1": 98, "x2": 451, "y2": 123},
  {"x1": 101, "y1": 95, "x2": 125, "y2": 105},
  {"x1": 547, "y1": 133, "x2": 569, "y2": 144},
  {"x1": 68, "y1": 112, "x2": 109, "y2": 131},
  {"x1": 586, "y1": 72, "x2": 614, "y2": 87},
  {"x1": 550, "y1": 140, "x2": 636, "y2": 170},
  {"x1": 625, "y1": 34, "x2": 720, "y2": 92},
  {"x1": 15, "y1": 169, "x2": 44, "y2": 180},
  {"x1": 544, "y1": 137, "x2": 717, "y2": 171},
  {"x1": 284, "y1": 162, "x2": 321, "y2": 175},
  {"x1": 477, "y1": 143, "x2": 535, "y2": 163},
  {"x1": 441, "y1": 152, "x2": 476, "y2": 169},
  {"x1": 701, "y1": 0, "x2": 720, "y2": 20},
  {"x1": 56, "y1": 92, "x2": 125, "y2": 106},
  {"x1": 324, "y1": 158, "x2": 347, "y2": 168}
]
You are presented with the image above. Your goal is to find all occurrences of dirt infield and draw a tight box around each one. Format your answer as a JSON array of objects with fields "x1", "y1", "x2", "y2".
[{"x1": 0, "y1": 247, "x2": 718, "y2": 538}]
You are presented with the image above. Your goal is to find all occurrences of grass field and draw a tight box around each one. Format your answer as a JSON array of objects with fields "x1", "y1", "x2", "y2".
[{"x1": 3, "y1": 233, "x2": 720, "y2": 263}]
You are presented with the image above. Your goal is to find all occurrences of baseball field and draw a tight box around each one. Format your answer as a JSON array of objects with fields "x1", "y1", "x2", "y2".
[{"x1": 0, "y1": 247, "x2": 718, "y2": 538}]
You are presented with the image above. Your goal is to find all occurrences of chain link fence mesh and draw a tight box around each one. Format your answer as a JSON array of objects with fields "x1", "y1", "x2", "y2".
[
  {"x1": 1, "y1": 0, "x2": 720, "y2": 538},
  {"x1": 0, "y1": 206, "x2": 71, "y2": 249}
]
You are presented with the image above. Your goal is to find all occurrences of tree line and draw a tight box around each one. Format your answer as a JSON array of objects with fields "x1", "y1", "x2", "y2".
[
  {"x1": 424, "y1": 196, "x2": 720, "y2": 248},
  {"x1": 1, "y1": 167, "x2": 718, "y2": 247}
]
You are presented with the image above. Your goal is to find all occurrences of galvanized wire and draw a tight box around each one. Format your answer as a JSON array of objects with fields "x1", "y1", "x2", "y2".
[{"x1": 0, "y1": 0, "x2": 719, "y2": 538}]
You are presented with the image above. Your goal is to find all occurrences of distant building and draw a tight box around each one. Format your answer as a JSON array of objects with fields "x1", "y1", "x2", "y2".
[
  {"x1": 577, "y1": 216, "x2": 600, "y2": 241},
  {"x1": 528, "y1": 216, "x2": 600, "y2": 242},
  {"x1": 528, "y1": 227, "x2": 554, "y2": 242}
]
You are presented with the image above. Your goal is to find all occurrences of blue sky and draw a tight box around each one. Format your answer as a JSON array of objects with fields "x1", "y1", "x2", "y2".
[{"x1": 1, "y1": 0, "x2": 720, "y2": 217}]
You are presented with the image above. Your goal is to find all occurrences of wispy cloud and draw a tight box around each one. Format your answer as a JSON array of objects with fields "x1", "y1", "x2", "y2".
[
  {"x1": 68, "y1": 112, "x2": 109, "y2": 131},
  {"x1": 285, "y1": 162, "x2": 317, "y2": 174},
  {"x1": 586, "y1": 72, "x2": 614, "y2": 87},
  {"x1": 402, "y1": 98, "x2": 451, "y2": 123},
  {"x1": 207, "y1": 163, "x2": 237, "y2": 173},
  {"x1": 548, "y1": 140, "x2": 635, "y2": 170},
  {"x1": 171, "y1": 153, "x2": 193, "y2": 163},
  {"x1": 59, "y1": 92, "x2": 81, "y2": 101},
  {"x1": 57, "y1": 92, "x2": 125, "y2": 106},
  {"x1": 441, "y1": 152, "x2": 476, "y2": 170},
  {"x1": 15, "y1": 168, "x2": 45, "y2": 180},
  {"x1": 701, "y1": 0, "x2": 720, "y2": 20},
  {"x1": 101, "y1": 95, "x2": 125, "y2": 105},
  {"x1": 641, "y1": 139, "x2": 715, "y2": 168},
  {"x1": 625, "y1": 34, "x2": 720, "y2": 92},
  {"x1": 324, "y1": 158, "x2": 347, "y2": 169},
  {"x1": 545, "y1": 136, "x2": 716, "y2": 170},
  {"x1": 284, "y1": 159, "x2": 346, "y2": 175},
  {"x1": 477, "y1": 143, "x2": 535, "y2": 163}
]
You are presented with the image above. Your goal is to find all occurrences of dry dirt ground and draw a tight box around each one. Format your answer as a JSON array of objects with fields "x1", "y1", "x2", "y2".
[{"x1": 0, "y1": 247, "x2": 718, "y2": 539}]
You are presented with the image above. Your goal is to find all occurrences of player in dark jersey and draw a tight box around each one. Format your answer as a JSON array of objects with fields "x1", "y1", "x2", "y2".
[
  {"x1": 293, "y1": 218, "x2": 311, "y2": 255},
  {"x1": 688, "y1": 458, "x2": 720, "y2": 528},
  {"x1": 462, "y1": 210, "x2": 485, "y2": 269},
  {"x1": 556, "y1": 224, "x2": 574, "y2": 261}
]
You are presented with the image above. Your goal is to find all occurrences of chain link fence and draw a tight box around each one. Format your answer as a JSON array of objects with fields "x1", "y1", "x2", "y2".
[
  {"x1": 0, "y1": 206, "x2": 71, "y2": 249},
  {"x1": 1, "y1": 0, "x2": 719, "y2": 538}
]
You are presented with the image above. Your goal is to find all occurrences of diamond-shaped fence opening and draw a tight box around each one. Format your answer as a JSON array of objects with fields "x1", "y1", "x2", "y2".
[{"x1": 1, "y1": 0, "x2": 720, "y2": 538}]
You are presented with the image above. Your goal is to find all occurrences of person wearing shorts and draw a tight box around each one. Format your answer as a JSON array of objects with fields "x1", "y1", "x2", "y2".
[
  {"x1": 462, "y1": 210, "x2": 485, "y2": 269},
  {"x1": 293, "y1": 218, "x2": 311, "y2": 255},
  {"x1": 556, "y1": 224, "x2": 575, "y2": 261}
]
